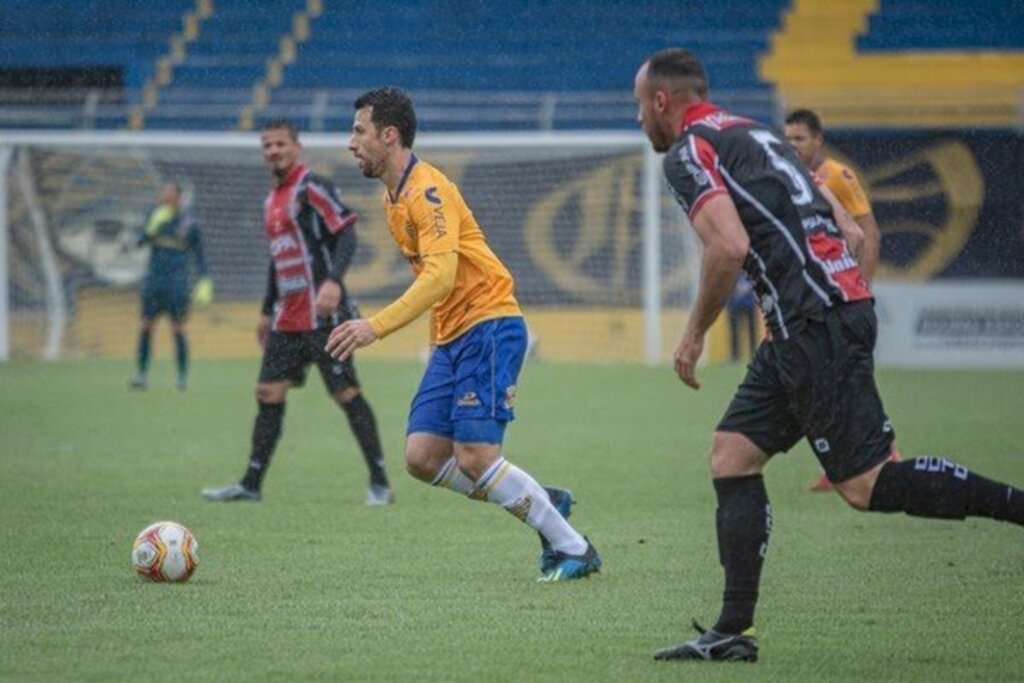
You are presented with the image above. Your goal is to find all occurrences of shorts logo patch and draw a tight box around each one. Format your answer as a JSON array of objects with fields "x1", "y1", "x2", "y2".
[
  {"x1": 332, "y1": 364, "x2": 345, "y2": 375},
  {"x1": 882, "y1": 420, "x2": 893, "y2": 433},
  {"x1": 504, "y1": 385, "x2": 517, "y2": 409},
  {"x1": 814, "y1": 438, "x2": 831, "y2": 454},
  {"x1": 457, "y1": 391, "x2": 481, "y2": 407}
]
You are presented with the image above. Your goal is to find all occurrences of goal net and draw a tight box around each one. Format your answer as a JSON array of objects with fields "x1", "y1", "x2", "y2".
[{"x1": 0, "y1": 131, "x2": 698, "y2": 364}]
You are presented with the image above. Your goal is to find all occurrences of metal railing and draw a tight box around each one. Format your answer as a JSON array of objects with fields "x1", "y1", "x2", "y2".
[{"x1": 0, "y1": 87, "x2": 780, "y2": 131}]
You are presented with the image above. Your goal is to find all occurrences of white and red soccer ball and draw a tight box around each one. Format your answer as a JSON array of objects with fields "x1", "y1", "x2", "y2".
[{"x1": 131, "y1": 521, "x2": 199, "y2": 582}]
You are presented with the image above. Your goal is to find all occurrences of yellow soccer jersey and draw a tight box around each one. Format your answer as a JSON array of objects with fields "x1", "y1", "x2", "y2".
[
  {"x1": 818, "y1": 157, "x2": 872, "y2": 218},
  {"x1": 380, "y1": 156, "x2": 521, "y2": 344}
]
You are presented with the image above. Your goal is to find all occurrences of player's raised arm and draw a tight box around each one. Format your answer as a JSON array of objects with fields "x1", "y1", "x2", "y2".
[{"x1": 675, "y1": 193, "x2": 749, "y2": 389}]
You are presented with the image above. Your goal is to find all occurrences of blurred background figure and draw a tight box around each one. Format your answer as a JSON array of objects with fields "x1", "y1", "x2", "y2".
[
  {"x1": 726, "y1": 274, "x2": 757, "y2": 363},
  {"x1": 131, "y1": 181, "x2": 211, "y2": 391}
]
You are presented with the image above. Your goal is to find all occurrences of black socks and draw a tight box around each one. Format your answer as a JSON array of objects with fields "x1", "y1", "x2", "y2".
[
  {"x1": 869, "y1": 457, "x2": 1024, "y2": 525},
  {"x1": 241, "y1": 401, "x2": 285, "y2": 491},
  {"x1": 341, "y1": 394, "x2": 389, "y2": 487},
  {"x1": 712, "y1": 474, "x2": 772, "y2": 635}
]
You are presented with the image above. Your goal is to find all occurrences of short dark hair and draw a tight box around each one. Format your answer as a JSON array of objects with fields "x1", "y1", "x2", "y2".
[
  {"x1": 261, "y1": 118, "x2": 299, "y2": 142},
  {"x1": 785, "y1": 109, "x2": 823, "y2": 135},
  {"x1": 646, "y1": 48, "x2": 709, "y2": 99},
  {"x1": 353, "y1": 87, "x2": 417, "y2": 148}
]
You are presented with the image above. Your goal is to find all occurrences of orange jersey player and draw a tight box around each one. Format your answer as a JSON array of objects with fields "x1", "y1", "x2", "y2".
[
  {"x1": 785, "y1": 108, "x2": 881, "y2": 283},
  {"x1": 328, "y1": 87, "x2": 600, "y2": 582}
]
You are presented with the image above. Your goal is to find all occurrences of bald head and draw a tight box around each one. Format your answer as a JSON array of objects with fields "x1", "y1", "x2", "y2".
[{"x1": 634, "y1": 48, "x2": 708, "y2": 153}]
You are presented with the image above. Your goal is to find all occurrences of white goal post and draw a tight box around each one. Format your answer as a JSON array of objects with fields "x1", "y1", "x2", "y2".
[{"x1": 0, "y1": 130, "x2": 698, "y2": 364}]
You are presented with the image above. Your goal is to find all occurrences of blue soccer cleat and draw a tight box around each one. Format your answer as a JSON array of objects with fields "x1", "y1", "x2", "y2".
[
  {"x1": 537, "y1": 539, "x2": 601, "y2": 582},
  {"x1": 539, "y1": 487, "x2": 574, "y2": 573}
]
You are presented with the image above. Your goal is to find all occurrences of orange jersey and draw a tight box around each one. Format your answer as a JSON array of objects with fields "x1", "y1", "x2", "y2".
[
  {"x1": 817, "y1": 157, "x2": 872, "y2": 218},
  {"x1": 384, "y1": 156, "x2": 521, "y2": 344}
]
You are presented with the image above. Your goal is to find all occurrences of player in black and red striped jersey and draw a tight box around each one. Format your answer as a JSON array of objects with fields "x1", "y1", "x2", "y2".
[
  {"x1": 635, "y1": 48, "x2": 1024, "y2": 663},
  {"x1": 202, "y1": 119, "x2": 394, "y2": 506}
]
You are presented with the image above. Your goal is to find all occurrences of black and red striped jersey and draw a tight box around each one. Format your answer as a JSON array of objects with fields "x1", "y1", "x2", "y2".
[
  {"x1": 664, "y1": 102, "x2": 871, "y2": 340},
  {"x1": 261, "y1": 163, "x2": 359, "y2": 332}
]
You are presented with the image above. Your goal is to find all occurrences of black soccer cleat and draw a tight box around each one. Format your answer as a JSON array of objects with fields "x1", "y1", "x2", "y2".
[{"x1": 654, "y1": 620, "x2": 758, "y2": 662}]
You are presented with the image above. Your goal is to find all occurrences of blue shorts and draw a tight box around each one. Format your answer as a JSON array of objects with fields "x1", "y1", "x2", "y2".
[
  {"x1": 407, "y1": 316, "x2": 527, "y2": 445},
  {"x1": 141, "y1": 278, "x2": 189, "y2": 321}
]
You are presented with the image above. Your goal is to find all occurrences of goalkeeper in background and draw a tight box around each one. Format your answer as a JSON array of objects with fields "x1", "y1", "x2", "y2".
[{"x1": 130, "y1": 181, "x2": 212, "y2": 391}]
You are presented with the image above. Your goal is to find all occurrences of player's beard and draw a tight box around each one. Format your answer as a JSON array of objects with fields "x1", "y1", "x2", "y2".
[{"x1": 359, "y1": 156, "x2": 383, "y2": 179}]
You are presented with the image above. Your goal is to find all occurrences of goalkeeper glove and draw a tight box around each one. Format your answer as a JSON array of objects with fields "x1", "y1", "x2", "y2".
[{"x1": 192, "y1": 277, "x2": 214, "y2": 306}]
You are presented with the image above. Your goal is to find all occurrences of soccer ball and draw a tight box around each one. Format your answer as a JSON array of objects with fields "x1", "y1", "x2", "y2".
[{"x1": 131, "y1": 521, "x2": 199, "y2": 582}]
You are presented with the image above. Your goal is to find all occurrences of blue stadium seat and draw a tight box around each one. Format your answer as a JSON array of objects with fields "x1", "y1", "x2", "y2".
[
  {"x1": 858, "y1": 0, "x2": 1024, "y2": 51},
  {"x1": 2, "y1": 0, "x2": 789, "y2": 129}
]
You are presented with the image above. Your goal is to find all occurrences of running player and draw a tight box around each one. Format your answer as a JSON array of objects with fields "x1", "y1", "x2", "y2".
[
  {"x1": 329, "y1": 87, "x2": 600, "y2": 581},
  {"x1": 634, "y1": 48, "x2": 1024, "y2": 662},
  {"x1": 202, "y1": 119, "x2": 394, "y2": 506},
  {"x1": 130, "y1": 181, "x2": 210, "y2": 392}
]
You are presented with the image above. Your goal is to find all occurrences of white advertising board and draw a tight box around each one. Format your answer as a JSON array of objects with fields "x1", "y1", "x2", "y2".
[{"x1": 873, "y1": 282, "x2": 1024, "y2": 368}]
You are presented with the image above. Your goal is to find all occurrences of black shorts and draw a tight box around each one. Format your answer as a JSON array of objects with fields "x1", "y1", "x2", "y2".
[
  {"x1": 717, "y1": 300, "x2": 895, "y2": 483},
  {"x1": 141, "y1": 280, "x2": 189, "y2": 321},
  {"x1": 259, "y1": 327, "x2": 359, "y2": 395}
]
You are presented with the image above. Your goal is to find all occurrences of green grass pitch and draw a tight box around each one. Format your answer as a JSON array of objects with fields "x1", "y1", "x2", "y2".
[{"x1": 1, "y1": 358, "x2": 1022, "y2": 682}]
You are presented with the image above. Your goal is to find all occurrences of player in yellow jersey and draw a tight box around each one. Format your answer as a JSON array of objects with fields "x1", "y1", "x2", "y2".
[
  {"x1": 785, "y1": 108, "x2": 899, "y2": 492},
  {"x1": 784, "y1": 109, "x2": 881, "y2": 282},
  {"x1": 327, "y1": 87, "x2": 600, "y2": 581}
]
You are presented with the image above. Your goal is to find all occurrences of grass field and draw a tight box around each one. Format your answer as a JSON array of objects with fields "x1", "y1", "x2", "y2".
[{"x1": 1, "y1": 358, "x2": 1022, "y2": 682}]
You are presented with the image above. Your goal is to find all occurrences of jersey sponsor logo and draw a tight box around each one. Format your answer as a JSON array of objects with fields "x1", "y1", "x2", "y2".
[
  {"x1": 813, "y1": 437, "x2": 831, "y2": 453},
  {"x1": 801, "y1": 214, "x2": 840, "y2": 236},
  {"x1": 269, "y1": 234, "x2": 300, "y2": 256},
  {"x1": 431, "y1": 206, "x2": 447, "y2": 238},
  {"x1": 278, "y1": 275, "x2": 309, "y2": 295},
  {"x1": 818, "y1": 254, "x2": 859, "y2": 275},
  {"x1": 425, "y1": 186, "x2": 441, "y2": 205}
]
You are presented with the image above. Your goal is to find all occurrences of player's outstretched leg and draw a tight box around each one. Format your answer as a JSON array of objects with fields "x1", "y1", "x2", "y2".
[
  {"x1": 464, "y1": 451, "x2": 600, "y2": 582},
  {"x1": 851, "y1": 455, "x2": 1024, "y2": 525},
  {"x1": 335, "y1": 389, "x2": 393, "y2": 506},
  {"x1": 130, "y1": 320, "x2": 153, "y2": 390},
  {"x1": 202, "y1": 398, "x2": 285, "y2": 502},
  {"x1": 428, "y1": 456, "x2": 576, "y2": 572}
]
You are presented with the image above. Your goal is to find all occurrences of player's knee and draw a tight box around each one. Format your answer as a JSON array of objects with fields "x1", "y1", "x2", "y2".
[
  {"x1": 404, "y1": 447, "x2": 438, "y2": 482},
  {"x1": 709, "y1": 431, "x2": 765, "y2": 478},
  {"x1": 833, "y1": 475, "x2": 875, "y2": 511},
  {"x1": 255, "y1": 383, "x2": 287, "y2": 404},
  {"x1": 332, "y1": 386, "x2": 361, "y2": 406},
  {"x1": 453, "y1": 443, "x2": 500, "y2": 481}
]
